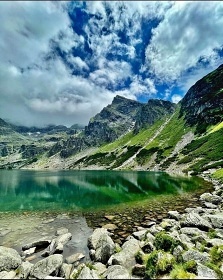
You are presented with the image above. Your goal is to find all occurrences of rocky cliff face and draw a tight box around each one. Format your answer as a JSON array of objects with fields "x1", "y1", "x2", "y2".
[
  {"x1": 84, "y1": 95, "x2": 143, "y2": 146},
  {"x1": 180, "y1": 64, "x2": 223, "y2": 133},
  {"x1": 134, "y1": 99, "x2": 176, "y2": 133}
]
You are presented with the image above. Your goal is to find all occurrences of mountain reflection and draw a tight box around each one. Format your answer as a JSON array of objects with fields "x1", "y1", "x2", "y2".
[{"x1": 0, "y1": 170, "x2": 202, "y2": 211}]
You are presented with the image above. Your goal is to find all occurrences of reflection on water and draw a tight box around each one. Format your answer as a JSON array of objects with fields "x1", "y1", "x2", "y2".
[{"x1": 0, "y1": 170, "x2": 204, "y2": 212}]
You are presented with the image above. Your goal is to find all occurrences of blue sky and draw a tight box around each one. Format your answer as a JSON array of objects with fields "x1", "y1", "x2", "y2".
[{"x1": 0, "y1": 1, "x2": 223, "y2": 126}]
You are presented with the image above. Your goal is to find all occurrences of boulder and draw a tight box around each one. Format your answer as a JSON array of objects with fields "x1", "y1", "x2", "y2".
[
  {"x1": 88, "y1": 228, "x2": 109, "y2": 250},
  {"x1": 94, "y1": 233, "x2": 115, "y2": 264},
  {"x1": 204, "y1": 213, "x2": 223, "y2": 228},
  {"x1": 17, "y1": 261, "x2": 33, "y2": 279},
  {"x1": 200, "y1": 193, "x2": 222, "y2": 204},
  {"x1": 180, "y1": 227, "x2": 207, "y2": 238},
  {"x1": 197, "y1": 263, "x2": 218, "y2": 279},
  {"x1": 43, "y1": 233, "x2": 72, "y2": 256},
  {"x1": 168, "y1": 210, "x2": 180, "y2": 221},
  {"x1": 0, "y1": 270, "x2": 16, "y2": 279},
  {"x1": 93, "y1": 262, "x2": 107, "y2": 277},
  {"x1": 59, "y1": 263, "x2": 72, "y2": 279},
  {"x1": 31, "y1": 254, "x2": 63, "y2": 279},
  {"x1": 132, "y1": 229, "x2": 148, "y2": 241},
  {"x1": 0, "y1": 246, "x2": 22, "y2": 272},
  {"x1": 77, "y1": 266, "x2": 99, "y2": 279},
  {"x1": 65, "y1": 253, "x2": 85, "y2": 264},
  {"x1": 180, "y1": 213, "x2": 212, "y2": 230},
  {"x1": 108, "y1": 237, "x2": 140, "y2": 268},
  {"x1": 207, "y1": 238, "x2": 223, "y2": 247},
  {"x1": 182, "y1": 250, "x2": 210, "y2": 264},
  {"x1": 105, "y1": 265, "x2": 131, "y2": 279}
]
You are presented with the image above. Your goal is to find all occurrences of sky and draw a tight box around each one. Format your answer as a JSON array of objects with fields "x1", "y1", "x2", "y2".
[{"x1": 0, "y1": 1, "x2": 223, "y2": 127}]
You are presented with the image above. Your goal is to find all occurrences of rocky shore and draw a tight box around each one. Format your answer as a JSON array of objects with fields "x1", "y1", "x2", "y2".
[{"x1": 1, "y1": 175, "x2": 223, "y2": 279}]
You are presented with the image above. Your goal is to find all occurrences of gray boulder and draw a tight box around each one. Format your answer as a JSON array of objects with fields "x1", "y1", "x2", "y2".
[
  {"x1": 205, "y1": 213, "x2": 223, "y2": 228},
  {"x1": 105, "y1": 265, "x2": 131, "y2": 279},
  {"x1": 0, "y1": 270, "x2": 16, "y2": 279},
  {"x1": 132, "y1": 229, "x2": 148, "y2": 241},
  {"x1": 88, "y1": 228, "x2": 109, "y2": 250},
  {"x1": 31, "y1": 254, "x2": 63, "y2": 279},
  {"x1": 197, "y1": 263, "x2": 218, "y2": 279},
  {"x1": 59, "y1": 263, "x2": 72, "y2": 279},
  {"x1": 182, "y1": 250, "x2": 210, "y2": 264},
  {"x1": 94, "y1": 233, "x2": 115, "y2": 264},
  {"x1": 77, "y1": 266, "x2": 99, "y2": 279},
  {"x1": 200, "y1": 192, "x2": 222, "y2": 204},
  {"x1": 65, "y1": 253, "x2": 85, "y2": 264},
  {"x1": 17, "y1": 261, "x2": 33, "y2": 279},
  {"x1": 168, "y1": 210, "x2": 180, "y2": 221},
  {"x1": 93, "y1": 262, "x2": 107, "y2": 277},
  {"x1": 108, "y1": 237, "x2": 140, "y2": 268},
  {"x1": 0, "y1": 246, "x2": 22, "y2": 272},
  {"x1": 180, "y1": 227, "x2": 207, "y2": 238},
  {"x1": 180, "y1": 212, "x2": 212, "y2": 230}
]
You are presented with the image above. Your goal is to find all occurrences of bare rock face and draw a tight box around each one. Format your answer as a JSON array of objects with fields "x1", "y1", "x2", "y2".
[
  {"x1": 30, "y1": 254, "x2": 63, "y2": 279},
  {"x1": 0, "y1": 246, "x2": 22, "y2": 272}
]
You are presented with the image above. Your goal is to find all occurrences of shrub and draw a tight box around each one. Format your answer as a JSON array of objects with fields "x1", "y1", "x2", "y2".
[{"x1": 154, "y1": 231, "x2": 181, "y2": 253}]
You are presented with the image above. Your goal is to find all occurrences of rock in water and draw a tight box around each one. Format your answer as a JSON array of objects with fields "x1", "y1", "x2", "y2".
[
  {"x1": 31, "y1": 254, "x2": 63, "y2": 279},
  {"x1": 0, "y1": 246, "x2": 22, "y2": 272}
]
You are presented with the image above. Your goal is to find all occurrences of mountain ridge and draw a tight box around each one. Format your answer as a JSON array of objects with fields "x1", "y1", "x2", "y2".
[{"x1": 0, "y1": 64, "x2": 223, "y2": 181}]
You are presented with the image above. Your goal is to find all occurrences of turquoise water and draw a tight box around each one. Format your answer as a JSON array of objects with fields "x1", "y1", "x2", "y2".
[{"x1": 0, "y1": 170, "x2": 205, "y2": 212}]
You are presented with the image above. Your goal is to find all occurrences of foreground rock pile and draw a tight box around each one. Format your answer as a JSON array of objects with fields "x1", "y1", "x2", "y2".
[{"x1": 1, "y1": 178, "x2": 223, "y2": 279}]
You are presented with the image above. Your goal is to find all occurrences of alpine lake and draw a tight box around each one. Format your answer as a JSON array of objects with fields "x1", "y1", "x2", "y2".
[{"x1": 0, "y1": 169, "x2": 213, "y2": 262}]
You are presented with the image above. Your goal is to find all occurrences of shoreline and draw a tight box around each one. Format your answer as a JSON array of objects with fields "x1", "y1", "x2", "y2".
[{"x1": 0, "y1": 172, "x2": 222, "y2": 279}]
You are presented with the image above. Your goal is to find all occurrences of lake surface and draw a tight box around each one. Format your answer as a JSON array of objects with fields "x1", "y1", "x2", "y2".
[{"x1": 0, "y1": 170, "x2": 207, "y2": 212}]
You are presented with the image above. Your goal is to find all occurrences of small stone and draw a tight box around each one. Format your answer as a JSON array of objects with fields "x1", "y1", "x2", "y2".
[
  {"x1": 42, "y1": 218, "x2": 55, "y2": 224},
  {"x1": 22, "y1": 247, "x2": 36, "y2": 257},
  {"x1": 22, "y1": 239, "x2": 51, "y2": 251},
  {"x1": 105, "y1": 215, "x2": 115, "y2": 221},
  {"x1": 102, "y1": 224, "x2": 118, "y2": 230}
]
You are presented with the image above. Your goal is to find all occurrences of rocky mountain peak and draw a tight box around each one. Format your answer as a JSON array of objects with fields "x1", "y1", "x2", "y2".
[{"x1": 180, "y1": 63, "x2": 223, "y2": 133}]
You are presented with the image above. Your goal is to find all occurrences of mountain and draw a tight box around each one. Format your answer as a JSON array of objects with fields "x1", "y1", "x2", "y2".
[
  {"x1": 48, "y1": 95, "x2": 175, "y2": 158},
  {"x1": 0, "y1": 64, "x2": 223, "y2": 181},
  {"x1": 180, "y1": 64, "x2": 223, "y2": 134}
]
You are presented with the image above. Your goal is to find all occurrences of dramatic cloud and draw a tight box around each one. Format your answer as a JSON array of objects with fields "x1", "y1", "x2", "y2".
[
  {"x1": 145, "y1": 1, "x2": 223, "y2": 83},
  {"x1": 0, "y1": 1, "x2": 223, "y2": 127}
]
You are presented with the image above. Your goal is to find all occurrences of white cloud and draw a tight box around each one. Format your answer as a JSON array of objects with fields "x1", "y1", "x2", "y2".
[
  {"x1": 68, "y1": 56, "x2": 89, "y2": 71},
  {"x1": 171, "y1": 94, "x2": 182, "y2": 104},
  {"x1": 145, "y1": 1, "x2": 223, "y2": 83}
]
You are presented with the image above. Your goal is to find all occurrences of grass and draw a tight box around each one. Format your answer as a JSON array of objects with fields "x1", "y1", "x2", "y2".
[{"x1": 212, "y1": 168, "x2": 223, "y2": 182}]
